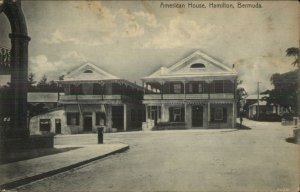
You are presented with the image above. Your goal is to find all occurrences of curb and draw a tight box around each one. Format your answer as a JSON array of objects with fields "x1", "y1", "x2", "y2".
[{"x1": 0, "y1": 145, "x2": 129, "y2": 190}]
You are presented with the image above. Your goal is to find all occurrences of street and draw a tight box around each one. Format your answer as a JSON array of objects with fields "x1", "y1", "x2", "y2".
[{"x1": 17, "y1": 119, "x2": 299, "y2": 192}]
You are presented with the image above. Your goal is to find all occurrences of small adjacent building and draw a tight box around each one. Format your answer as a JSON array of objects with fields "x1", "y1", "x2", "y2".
[
  {"x1": 30, "y1": 62, "x2": 145, "y2": 135},
  {"x1": 141, "y1": 51, "x2": 238, "y2": 129}
]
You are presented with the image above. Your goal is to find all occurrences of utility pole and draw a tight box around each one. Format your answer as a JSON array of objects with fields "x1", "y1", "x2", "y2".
[{"x1": 257, "y1": 82, "x2": 261, "y2": 120}]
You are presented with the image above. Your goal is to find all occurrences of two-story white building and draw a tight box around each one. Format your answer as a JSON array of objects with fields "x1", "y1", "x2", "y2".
[
  {"x1": 30, "y1": 62, "x2": 145, "y2": 134},
  {"x1": 141, "y1": 51, "x2": 238, "y2": 129}
]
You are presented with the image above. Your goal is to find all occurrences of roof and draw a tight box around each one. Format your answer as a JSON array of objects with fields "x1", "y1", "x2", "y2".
[
  {"x1": 59, "y1": 62, "x2": 119, "y2": 82},
  {"x1": 250, "y1": 100, "x2": 278, "y2": 107},
  {"x1": 27, "y1": 92, "x2": 61, "y2": 103},
  {"x1": 57, "y1": 62, "x2": 144, "y2": 91},
  {"x1": 247, "y1": 94, "x2": 269, "y2": 100},
  {"x1": 142, "y1": 50, "x2": 237, "y2": 81}
]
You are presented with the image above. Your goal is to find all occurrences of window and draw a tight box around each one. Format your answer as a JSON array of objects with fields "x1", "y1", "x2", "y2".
[
  {"x1": 198, "y1": 83, "x2": 203, "y2": 93},
  {"x1": 223, "y1": 80, "x2": 233, "y2": 93},
  {"x1": 173, "y1": 83, "x2": 182, "y2": 94},
  {"x1": 67, "y1": 113, "x2": 80, "y2": 125},
  {"x1": 190, "y1": 63, "x2": 206, "y2": 69},
  {"x1": 215, "y1": 108, "x2": 223, "y2": 120},
  {"x1": 169, "y1": 107, "x2": 185, "y2": 122},
  {"x1": 96, "y1": 112, "x2": 106, "y2": 126},
  {"x1": 211, "y1": 107, "x2": 227, "y2": 122},
  {"x1": 40, "y1": 119, "x2": 51, "y2": 132},
  {"x1": 70, "y1": 84, "x2": 83, "y2": 95},
  {"x1": 188, "y1": 82, "x2": 203, "y2": 93},
  {"x1": 188, "y1": 83, "x2": 193, "y2": 93},
  {"x1": 214, "y1": 80, "x2": 224, "y2": 93},
  {"x1": 84, "y1": 70, "x2": 93, "y2": 73}
]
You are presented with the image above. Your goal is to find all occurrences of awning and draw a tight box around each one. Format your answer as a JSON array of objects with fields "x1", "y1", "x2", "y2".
[{"x1": 65, "y1": 104, "x2": 106, "y2": 113}]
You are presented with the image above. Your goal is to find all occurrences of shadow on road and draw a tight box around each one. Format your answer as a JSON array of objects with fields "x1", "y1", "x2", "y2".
[
  {"x1": 285, "y1": 137, "x2": 298, "y2": 145},
  {"x1": 1, "y1": 147, "x2": 82, "y2": 165},
  {"x1": 236, "y1": 123, "x2": 252, "y2": 130}
]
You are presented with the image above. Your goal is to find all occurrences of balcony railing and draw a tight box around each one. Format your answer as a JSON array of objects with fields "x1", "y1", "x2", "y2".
[
  {"x1": 210, "y1": 93, "x2": 234, "y2": 99},
  {"x1": 60, "y1": 94, "x2": 125, "y2": 101},
  {"x1": 144, "y1": 93, "x2": 233, "y2": 100}
]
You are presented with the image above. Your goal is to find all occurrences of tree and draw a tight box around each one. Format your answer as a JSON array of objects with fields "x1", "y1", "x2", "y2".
[
  {"x1": 27, "y1": 73, "x2": 36, "y2": 91},
  {"x1": 236, "y1": 79, "x2": 248, "y2": 116},
  {"x1": 262, "y1": 69, "x2": 298, "y2": 115},
  {"x1": 36, "y1": 75, "x2": 48, "y2": 89},
  {"x1": 35, "y1": 75, "x2": 60, "y2": 92},
  {"x1": 286, "y1": 47, "x2": 300, "y2": 68}
]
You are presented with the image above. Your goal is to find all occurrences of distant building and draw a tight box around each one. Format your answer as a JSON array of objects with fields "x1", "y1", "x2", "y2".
[
  {"x1": 247, "y1": 99, "x2": 289, "y2": 120},
  {"x1": 30, "y1": 62, "x2": 145, "y2": 135},
  {"x1": 141, "y1": 51, "x2": 238, "y2": 129}
]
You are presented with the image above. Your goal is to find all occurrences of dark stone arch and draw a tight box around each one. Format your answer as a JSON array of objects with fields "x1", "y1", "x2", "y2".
[{"x1": 1, "y1": 0, "x2": 30, "y2": 138}]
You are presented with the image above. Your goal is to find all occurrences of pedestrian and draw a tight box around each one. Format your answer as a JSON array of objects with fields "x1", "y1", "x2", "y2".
[{"x1": 240, "y1": 116, "x2": 243, "y2": 128}]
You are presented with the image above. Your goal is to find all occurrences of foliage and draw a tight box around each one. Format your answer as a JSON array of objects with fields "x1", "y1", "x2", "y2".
[
  {"x1": 34, "y1": 74, "x2": 61, "y2": 92},
  {"x1": 236, "y1": 78, "x2": 248, "y2": 116},
  {"x1": 28, "y1": 73, "x2": 37, "y2": 91},
  {"x1": 286, "y1": 47, "x2": 300, "y2": 68},
  {"x1": 262, "y1": 69, "x2": 298, "y2": 115}
]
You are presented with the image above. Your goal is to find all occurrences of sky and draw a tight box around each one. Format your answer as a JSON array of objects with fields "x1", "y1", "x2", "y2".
[{"x1": 0, "y1": 1, "x2": 299, "y2": 94}]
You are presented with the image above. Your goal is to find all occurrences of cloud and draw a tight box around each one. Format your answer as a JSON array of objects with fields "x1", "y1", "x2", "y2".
[
  {"x1": 115, "y1": 9, "x2": 149, "y2": 38},
  {"x1": 133, "y1": 11, "x2": 159, "y2": 28},
  {"x1": 43, "y1": 30, "x2": 80, "y2": 45},
  {"x1": 143, "y1": 16, "x2": 216, "y2": 49},
  {"x1": 29, "y1": 51, "x2": 87, "y2": 81},
  {"x1": 236, "y1": 56, "x2": 295, "y2": 94},
  {"x1": 43, "y1": 30, "x2": 104, "y2": 46}
]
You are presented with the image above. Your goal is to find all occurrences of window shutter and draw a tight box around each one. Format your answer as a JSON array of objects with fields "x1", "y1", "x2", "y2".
[
  {"x1": 169, "y1": 107, "x2": 173, "y2": 122},
  {"x1": 164, "y1": 83, "x2": 170, "y2": 94},
  {"x1": 223, "y1": 108, "x2": 227, "y2": 122},
  {"x1": 211, "y1": 108, "x2": 215, "y2": 121},
  {"x1": 181, "y1": 107, "x2": 185, "y2": 122},
  {"x1": 76, "y1": 113, "x2": 80, "y2": 125}
]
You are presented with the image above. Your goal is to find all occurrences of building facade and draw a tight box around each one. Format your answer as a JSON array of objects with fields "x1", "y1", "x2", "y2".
[
  {"x1": 31, "y1": 62, "x2": 145, "y2": 135},
  {"x1": 142, "y1": 51, "x2": 238, "y2": 129}
]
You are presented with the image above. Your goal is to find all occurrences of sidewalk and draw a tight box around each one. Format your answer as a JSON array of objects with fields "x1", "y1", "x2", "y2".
[{"x1": 0, "y1": 143, "x2": 129, "y2": 190}]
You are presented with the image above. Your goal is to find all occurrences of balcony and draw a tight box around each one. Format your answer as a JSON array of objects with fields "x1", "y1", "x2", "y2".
[
  {"x1": 210, "y1": 93, "x2": 234, "y2": 99},
  {"x1": 144, "y1": 94, "x2": 209, "y2": 100},
  {"x1": 59, "y1": 94, "x2": 125, "y2": 101},
  {"x1": 143, "y1": 93, "x2": 233, "y2": 100}
]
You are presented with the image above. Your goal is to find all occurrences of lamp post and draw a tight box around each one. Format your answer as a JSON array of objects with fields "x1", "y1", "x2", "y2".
[{"x1": 257, "y1": 82, "x2": 261, "y2": 120}]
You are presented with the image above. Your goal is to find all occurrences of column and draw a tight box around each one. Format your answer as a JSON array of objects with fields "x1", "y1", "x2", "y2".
[
  {"x1": 145, "y1": 104, "x2": 148, "y2": 121},
  {"x1": 184, "y1": 103, "x2": 188, "y2": 128},
  {"x1": 183, "y1": 80, "x2": 186, "y2": 100},
  {"x1": 207, "y1": 102, "x2": 210, "y2": 128},
  {"x1": 92, "y1": 112, "x2": 96, "y2": 131},
  {"x1": 142, "y1": 81, "x2": 145, "y2": 94},
  {"x1": 9, "y1": 33, "x2": 30, "y2": 138},
  {"x1": 123, "y1": 104, "x2": 127, "y2": 131},
  {"x1": 232, "y1": 102, "x2": 235, "y2": 128},
  {"x1": 160, "y1": 81, "x2": 164, "y2": 100}
]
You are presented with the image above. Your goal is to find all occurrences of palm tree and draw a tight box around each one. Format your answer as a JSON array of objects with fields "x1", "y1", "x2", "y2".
[{"x1": 286, "y1": 47, "x2": 300, "y2": 68}]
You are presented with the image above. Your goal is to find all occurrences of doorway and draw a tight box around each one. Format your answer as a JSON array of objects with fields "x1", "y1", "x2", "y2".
[
  {"x1": 112, "y1": 106, "x2": 124, "y2": 131},
  {"x1": 192, "y1": 105, "x2": 203, "y2": 127},
  {"x1": 83, "y1": 113, "x2": 92, "y2": 132},
  {"x1": 55, "y1": 119, "x2": 61, "y2": 134}
]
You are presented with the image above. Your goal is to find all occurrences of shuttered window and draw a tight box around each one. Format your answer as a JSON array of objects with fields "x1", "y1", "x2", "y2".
[
  {"x1": 211, "y1": 107, "x2": 227, "y2": 123},
  {"x1": 169, "y1": 107, "x2": 185, "y2": 122},
  {"x1": 67, "y1": 113, "x2": 80, "y2": 125}
]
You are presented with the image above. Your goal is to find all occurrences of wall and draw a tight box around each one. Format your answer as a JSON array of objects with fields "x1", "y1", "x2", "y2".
[
  {"x1": 30, "y1": 109, "x2": 71, "y2": 135},
  {"x1": 208, "y1": 103, "x2": 234, "y2": 129}
]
